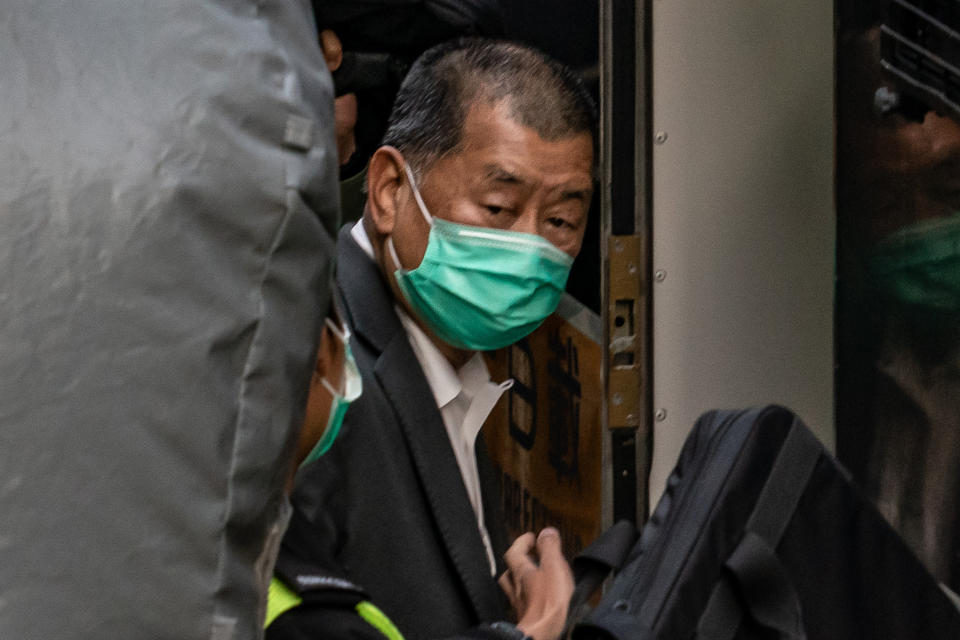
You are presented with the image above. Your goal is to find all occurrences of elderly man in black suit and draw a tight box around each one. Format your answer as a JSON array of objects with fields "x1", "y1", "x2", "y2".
[{"x1": 268, "y1": 38, "x2": 597, "y2": 640}]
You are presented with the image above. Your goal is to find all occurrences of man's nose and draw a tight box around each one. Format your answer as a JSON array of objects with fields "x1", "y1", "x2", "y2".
[{"x1": 510, "y1": 208, "x2": 540, "y2": 235}]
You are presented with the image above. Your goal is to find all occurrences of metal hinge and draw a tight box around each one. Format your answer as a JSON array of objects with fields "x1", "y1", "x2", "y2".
[{"x1": 607, "y1": 234, "x2": 646, "y2": 429}]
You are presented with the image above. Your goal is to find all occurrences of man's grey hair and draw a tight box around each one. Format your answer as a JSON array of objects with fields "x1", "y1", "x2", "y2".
[{"x1": 381, "y1": 38, "x2": 598, "y2": 176}]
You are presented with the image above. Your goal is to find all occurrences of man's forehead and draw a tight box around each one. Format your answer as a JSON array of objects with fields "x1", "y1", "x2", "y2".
[
  {"x1": 477, "y1": 161, "x2": 593, "y2": 197},
  {"x1": 459, "y1": 99, "x2": 594, "y2": 149},
  {"x1": 436, "y1": 101, "x2": 594, "y2": 185}
]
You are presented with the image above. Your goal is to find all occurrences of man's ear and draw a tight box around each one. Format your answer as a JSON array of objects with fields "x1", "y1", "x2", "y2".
[
  {"x1": 319, "y1": 30, "x2": 343, "y2": 72},
  {"x1": 366, "y1": 146, "x2": 406, "y2": 236},
  {"x1": 313, "y1": 336, "x2": 330, "y2": 381}
]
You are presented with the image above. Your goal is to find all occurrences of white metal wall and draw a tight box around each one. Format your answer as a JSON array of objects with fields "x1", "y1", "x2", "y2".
[{"x1": 649, "y1": 0, "x2": 835, "y2": 506}]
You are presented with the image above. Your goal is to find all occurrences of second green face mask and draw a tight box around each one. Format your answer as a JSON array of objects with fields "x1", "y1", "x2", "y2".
[
  {"x1": 301, "y1": 319, "x2": 362, "y2": 466},
  {"x1": 867, "y1": 212, "x2": 960, "y2": 312},
  {"x1": 388, "y1": 164, "x2": 574, "y2": 351}
]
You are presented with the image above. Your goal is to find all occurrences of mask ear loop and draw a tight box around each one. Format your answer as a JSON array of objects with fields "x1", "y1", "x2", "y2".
[
  {"x1": 325, "y1": 317, "x2": 350, "y2": 344},
  {"x1": 321, "y1": 317, "x2": 351, "y2": 396},
  {"x1": 402, "y1": 163, "x2": 434, "y2": 225},
  {"x1": 388, "y1": 162, "x2": 434, "y2": 271},
  {"x1": 319, "y1": 375, "x2": 342, "y2": 399},
  {"x1": 387, "y1": 235, "x2": 404, "y2": 274}
]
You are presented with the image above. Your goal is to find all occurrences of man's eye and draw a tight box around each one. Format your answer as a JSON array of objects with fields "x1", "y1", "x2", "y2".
[
  {"x1": 486, "y1": 205, "x2": 504, "y2": 215},
  {"x1": 548, "y1": 216, "x2": 573, "y2": 229}
]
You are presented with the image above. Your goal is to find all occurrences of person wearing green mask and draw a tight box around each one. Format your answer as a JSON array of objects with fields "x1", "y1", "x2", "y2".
[
  {"x1": 253, "y1": 299, "x2": 362, "y2": 625},
  {"x1": 289, "y1": 302, "x2": 363, "y2": 483},
  {"x1": 837, "y1": 23, "x2": 960, "y2": 593},
  {"x1": 267, "y1": 38, "x2": 596, "y2": 640}
]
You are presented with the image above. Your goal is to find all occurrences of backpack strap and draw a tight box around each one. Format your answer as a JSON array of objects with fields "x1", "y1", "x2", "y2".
[
  {"x1": 698, "y1": 419, "x2": 821, "y2": 640},
  {"x1": 566, "y1": 520, "x2": 641, "y2": 636}
]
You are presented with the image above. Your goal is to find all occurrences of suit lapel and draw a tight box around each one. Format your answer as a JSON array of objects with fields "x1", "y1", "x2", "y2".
[
  {"x1": 336, "y1": 227, "x2": 504, "y2": 622},
  {"x1": 375, "y1": 334, "x2": 505, "y2": 622},
  {"x1": 335, "y1": 227, "x2": 397, "y2": 356},
  {"x1": 477, "y1": 437, "x2": 509, "y2": 577}
]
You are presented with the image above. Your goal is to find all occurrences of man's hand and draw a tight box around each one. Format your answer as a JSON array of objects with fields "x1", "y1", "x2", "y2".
[{"x1": 498, "y1": 528, "x2": 574, "y2": 640}]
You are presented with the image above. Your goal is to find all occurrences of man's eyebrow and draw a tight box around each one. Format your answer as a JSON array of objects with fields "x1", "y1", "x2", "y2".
[
  {"x1": 480, "y1": 164, "x2": 593, "y2": 200},
  {"x1": 560, "y1": 187, "x2": 591, "y2": 201},
  {"x1": 482, "y1": 164, "x2": 525, "y2": 185}
]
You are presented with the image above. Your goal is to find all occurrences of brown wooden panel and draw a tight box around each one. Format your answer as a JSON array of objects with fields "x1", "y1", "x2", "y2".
[{"x1": 483, "y1": 313, "x2": 603, "y2": 558}]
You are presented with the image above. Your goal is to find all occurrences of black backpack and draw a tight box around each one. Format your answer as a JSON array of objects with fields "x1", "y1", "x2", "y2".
[{"x1": 572, "y1": 405, "x2": 960, "y2": 639}]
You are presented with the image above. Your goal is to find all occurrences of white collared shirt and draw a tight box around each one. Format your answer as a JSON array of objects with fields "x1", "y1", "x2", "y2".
[{"x1": 351, "y1": 222, "x2": 512, "y2": 575}]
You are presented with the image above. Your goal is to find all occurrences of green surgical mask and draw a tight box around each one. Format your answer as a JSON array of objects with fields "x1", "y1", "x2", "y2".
[
  {"x1": 388, "y1": 164, "x2": 574, "y2": 351},
  {"x1": 302, "y1": 319, "x2": 362, "y2": 465},
  {"x1": 867, "y1": 212, "x2": 960, "y2": 312}
]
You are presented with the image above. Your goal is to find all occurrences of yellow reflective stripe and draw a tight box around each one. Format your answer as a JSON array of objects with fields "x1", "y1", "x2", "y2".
[
  {"x1": 264, "y1": 577, "x2": 303, "y2": 628},
  {"x1": 355, "y1": 601, "x2": 405, "y2": 640},
  {"x1": 263, "y1": 578, "x2": 403, "y2": 640}
]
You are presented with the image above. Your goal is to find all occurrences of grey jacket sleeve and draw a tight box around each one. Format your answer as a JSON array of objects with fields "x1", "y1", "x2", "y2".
[{"x1": 0, "y1": 1, "x2": 339, "y2": 639}]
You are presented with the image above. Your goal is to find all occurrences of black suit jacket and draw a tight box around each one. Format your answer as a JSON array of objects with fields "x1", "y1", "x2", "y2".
[{"x1": 275, "y1": 227, "x2": 509, "y2": 639}]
